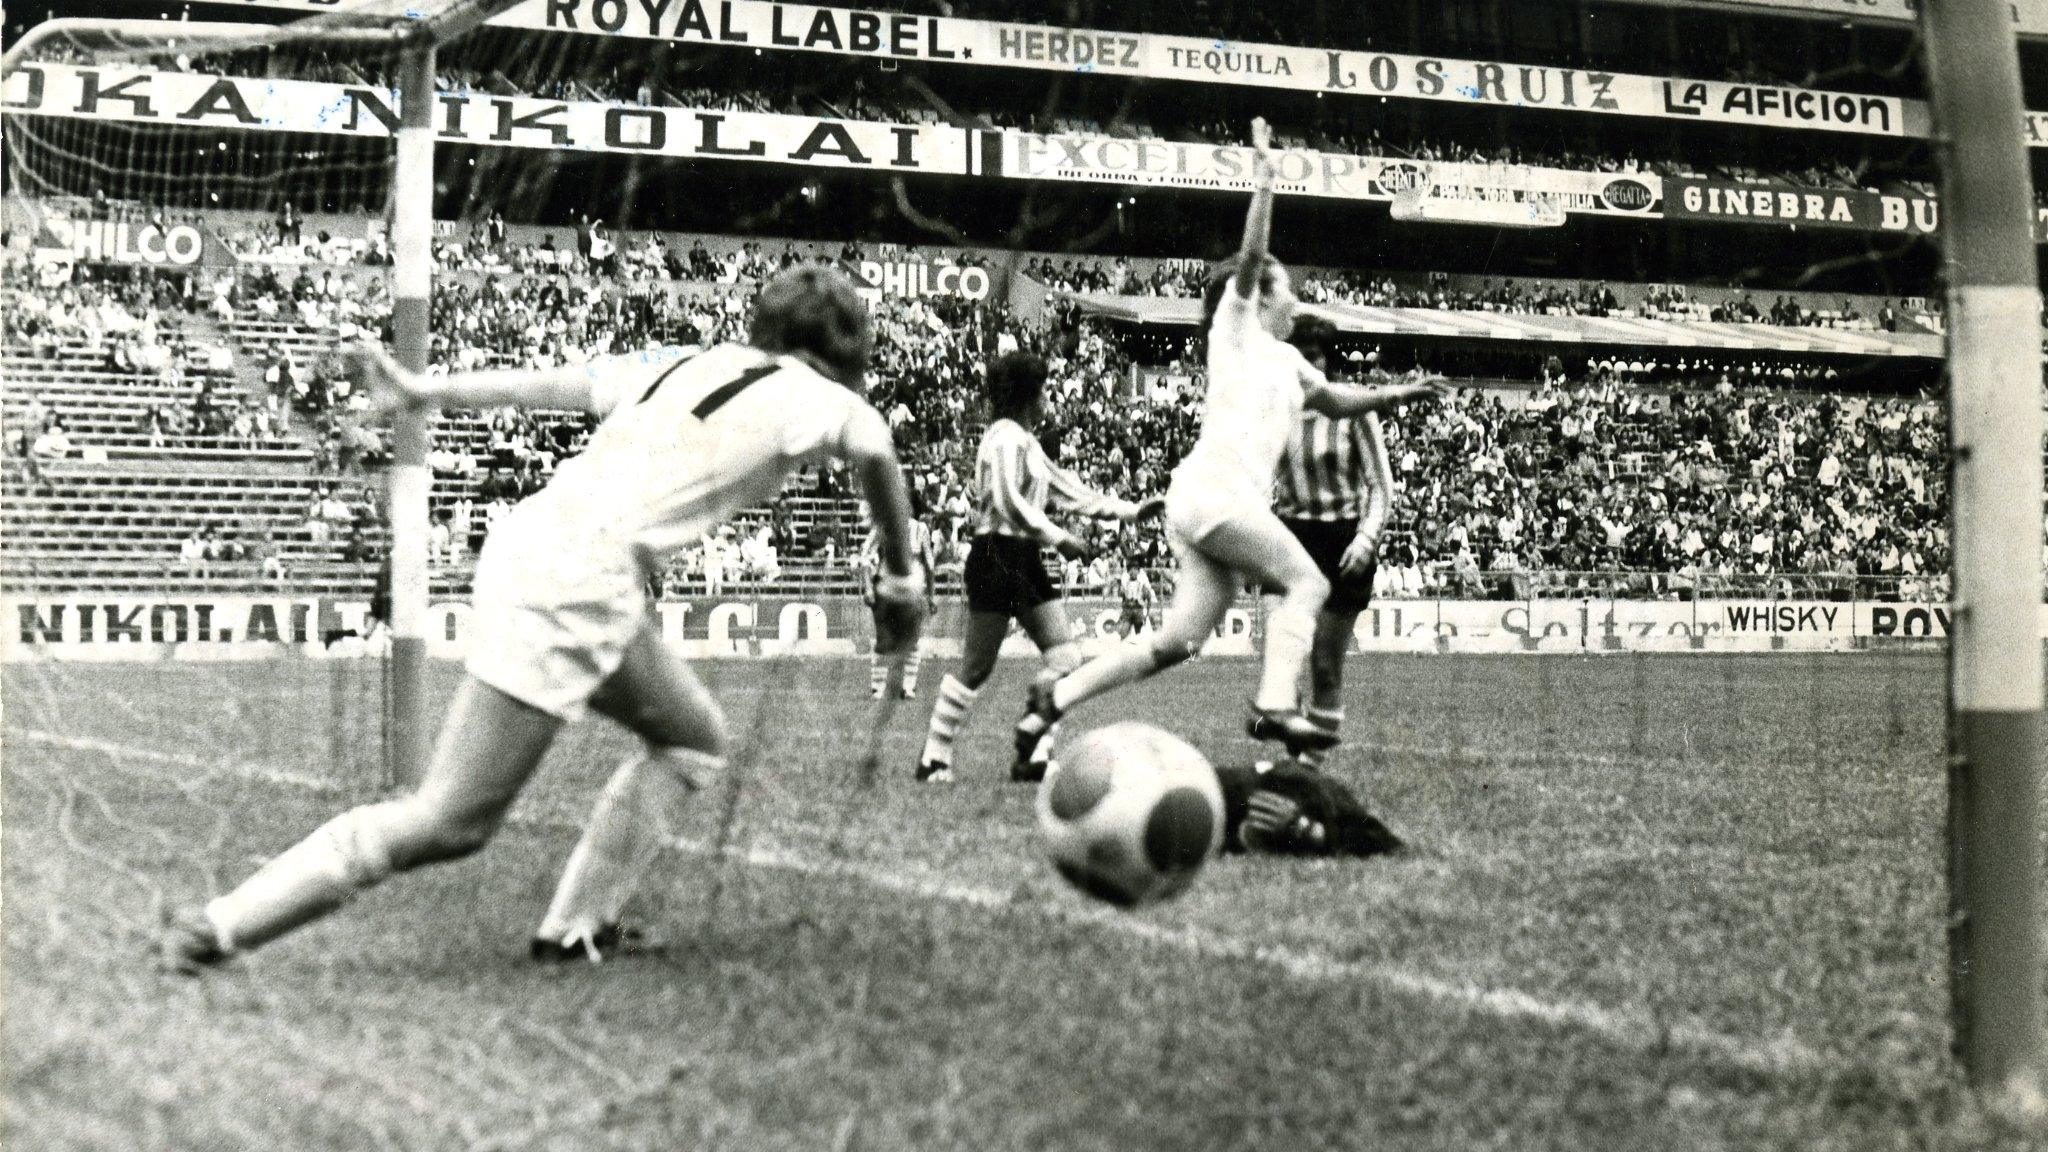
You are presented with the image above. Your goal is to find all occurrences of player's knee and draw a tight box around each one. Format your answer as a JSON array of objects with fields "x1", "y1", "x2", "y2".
[
  {"x1": 312, "y1": 803, "x2": 403, "y2": 888},
  {"x1": 390, "y1": 795, "x2": 504, "y2": 867},
  {"x1": 631, "y1": 702, "x2": 729, "y2": 759},
  {"x1": 643, "y1": 743, "x2": 726, "y2": 791},
  {"x1": 1290, "y1": 569, "x2": 1331, "y2": 607},
  {"x1": 960, "y1": 650, "x2": 998, "y2": 688}
]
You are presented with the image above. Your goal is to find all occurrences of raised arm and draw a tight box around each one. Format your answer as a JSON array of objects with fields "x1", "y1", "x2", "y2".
[{"x1": 1231, "y1": 117, "x2": 1278, "y2": 299}]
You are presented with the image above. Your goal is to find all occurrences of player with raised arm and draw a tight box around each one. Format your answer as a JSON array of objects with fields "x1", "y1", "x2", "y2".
[
  {"x1": 1273, "y1": 315, "x2": 1401, "y2": 764},
  {"x1": 862, "y1": 498, "x2": 937, "y2": 699},
  {"x1": 1016, "y1": 118, "x2": 1443, "y2": 768},
  {"x1": 162, "y1": 267, "x2": 927, "y2": 970},
  {"x1": 912, "y1": 351, "x2": 1162, "y2": 785}
]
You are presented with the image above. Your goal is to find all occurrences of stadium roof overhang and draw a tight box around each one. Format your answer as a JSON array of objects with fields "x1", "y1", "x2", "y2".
[{"x1": 1065, "y1": 293, "x2": 1947, "y2": 360}]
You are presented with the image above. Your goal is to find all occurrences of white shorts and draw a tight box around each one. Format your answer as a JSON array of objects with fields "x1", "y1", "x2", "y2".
[
  {"x1": 1165, "y1": 471, "x2": 1267, "y2": 550},
  {"x1": 465, "y1": 509, "x2": 649, "y2": 720}
]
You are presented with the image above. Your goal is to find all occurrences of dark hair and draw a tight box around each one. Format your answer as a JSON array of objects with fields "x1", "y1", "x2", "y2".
[
  {"x1": 1287, "y1": 313, "x2": 1337, "y2": 365},
  {"x1": 1200, "y1": 253, "x2": 1281, "y2": 330},
  {"x1": 748, "y1": 265, "x2": 873, "y2": 385},
  {"x1": 987, "y1": 351, "x2": 1048, "y2": 421}
]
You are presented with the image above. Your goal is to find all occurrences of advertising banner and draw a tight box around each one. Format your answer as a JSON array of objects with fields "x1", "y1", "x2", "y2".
[
  {"x1": 1596, "y1": 0, "x2": 2048, "y2": 41},
  {"x1": 1002, "y1": 138, "x2": 1662, "y2": 217},
  {"x1": 4, "y1": 594, "x2": 1970, "y2": 663},
  {"x1": 499, "y1": 0, "x2": 1924, "y2": 139},
  {"x1": 1662, "y1": 176, "x2": 1939, "y2": 235},
  {"x1": 856, "y1": 259, "x2": 995, "y2": 300},
  {"x1": 0, "y1": 63, "x2": 964, "y2": 173},
  {"x1": 2, "y1": 64, "x2": 1659, "y2": 218},
  {"x1": 1663, "y1": 177, "x2": 2048, "y2": 242},
  {"x1": 185, "y1": 0, "x2": 1951, "y2": 142},
  {"x1": 3, "y1": 62, "x2": 2025, "y2": 237},
  {"x1": 31, "y1": 215, "x2": 238, "y2": 268}
]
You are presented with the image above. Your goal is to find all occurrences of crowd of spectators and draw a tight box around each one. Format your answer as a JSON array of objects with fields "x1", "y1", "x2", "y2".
[
  {"x1": 4, "y1": 209, "x2": 1962, "y2": 601},
  {"x1": 1027, "y1": 258, "x2": 1918, "y2": 335}
]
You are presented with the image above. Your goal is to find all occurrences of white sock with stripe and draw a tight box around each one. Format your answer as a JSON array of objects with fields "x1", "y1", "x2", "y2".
[
  {"x1": 901, "y1": 649, "x2": 924, "y2": 695},
  {"x1": 919, "y1": 675, "x2": 977, "y2": 767}
]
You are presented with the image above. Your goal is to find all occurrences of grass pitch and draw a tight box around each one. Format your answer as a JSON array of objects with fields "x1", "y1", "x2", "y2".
[{"x1": 5, "y1": 650, "x2": 2038, "y2": 1151}]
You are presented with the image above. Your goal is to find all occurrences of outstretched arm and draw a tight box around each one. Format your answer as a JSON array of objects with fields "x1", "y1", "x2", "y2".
[
  {"x1": 344, "y1": 342, "x2": 622, "y2": 414},
  {"x1": 1231, "y1": 117, "x2": 1278, "y2": 299},
  {"x1": 1303, "y1": 367, "x2": 1447, "y2": 419}
]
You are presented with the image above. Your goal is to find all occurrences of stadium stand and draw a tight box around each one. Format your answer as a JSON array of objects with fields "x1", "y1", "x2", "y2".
[{"x1": 0, "y1": 211, "x2": 1957, "y2": 602}]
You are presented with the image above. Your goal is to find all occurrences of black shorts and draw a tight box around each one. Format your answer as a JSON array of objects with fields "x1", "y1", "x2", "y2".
[
  {"x1": 1280, "y1": 517, "x2": 1377, "y2": 613},
  {"x1": 1119, "y1": 601, "x2": 1148, "y2": 627},
  {"x1": 964, "y1": 533, "x2": 1057, "y2": 617}
]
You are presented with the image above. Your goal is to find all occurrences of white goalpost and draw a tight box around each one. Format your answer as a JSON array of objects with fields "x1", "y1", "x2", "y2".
[{"x1": 1918, "y1": 0, "x2": 2047, "y2": 1116}]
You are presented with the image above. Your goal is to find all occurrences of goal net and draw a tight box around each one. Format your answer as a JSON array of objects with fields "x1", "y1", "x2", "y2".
[{"x1": 4, "y1": 22, "x2": 411, "y2": 789}]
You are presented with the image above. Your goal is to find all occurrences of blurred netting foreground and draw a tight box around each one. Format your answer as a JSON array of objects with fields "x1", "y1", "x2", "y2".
[{"x1": 6, "y1": 648, "x2": 2002, "y2": 1152}]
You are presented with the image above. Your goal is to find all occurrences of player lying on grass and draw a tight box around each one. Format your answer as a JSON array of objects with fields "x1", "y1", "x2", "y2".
[
  {"x1": 1216, "y1": 759, "x2": 1404, "y2": 857},
  {"x1": 1271, "y1": 316, "x2": 1400, "y2": 766},
  {"x1": 914, "y1": 351, "x2": 1162, "y2": 784},
  {"x1": 162, "y1": 266, "x2": 927, "y2": 971},
  {"x1": 1016, "y1": 117, "x2": 1444, "y2": 769}
]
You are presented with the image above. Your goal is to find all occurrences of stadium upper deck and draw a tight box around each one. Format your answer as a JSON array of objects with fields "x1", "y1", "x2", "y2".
[{"x1": 8, "y1": 0, "x2": 2045, "y2": 296}]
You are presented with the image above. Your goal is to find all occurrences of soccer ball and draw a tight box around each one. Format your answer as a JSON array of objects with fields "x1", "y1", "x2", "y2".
[{"x1": 1035, "y1": 722, "x2": 1225, "y2": 907}]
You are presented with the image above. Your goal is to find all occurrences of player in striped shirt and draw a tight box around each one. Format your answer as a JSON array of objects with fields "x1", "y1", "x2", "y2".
[
  {"x1": 1116, "y1": 566, "x2": 1156, "y2": 637},
  {"x1": 1017, "y1": 118, "x2": 1443, "y2": 767},
  {"x1": 1273, "y1": 315, "x2": 1398, "y2": 765},
  {"x1": 913, "y1": 351, "x2": 1162, "y2": 784},
  {"x1": 163, "y1": 267, "x2": 928, "y2": 970},
  {"x1": 861, "y1": 500, "x2": 938, "y2": 699}
]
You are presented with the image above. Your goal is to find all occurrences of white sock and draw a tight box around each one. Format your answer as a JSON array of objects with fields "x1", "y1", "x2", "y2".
[
  {"x1": 869, "y1": 660, "x2": 888, "y2": 695},
  {"x1": 902, "y1": 649, "x2": 923, "y2": 694},
  {"x1": 536, "y1": 749, "x2": 721, "y2": 944},
  {"x1": 919, "y1": 675, "x2": 977, "y2": 767},
  {"x1": 1032, "y1": 721, "x2": 1061, "y2": 765},
  {"x1": 1255, "y1": 598, "x2": 1318, "y2": 713},
  {"x1": 205, "y1": 801, "x2": 403, "y2": 953}
]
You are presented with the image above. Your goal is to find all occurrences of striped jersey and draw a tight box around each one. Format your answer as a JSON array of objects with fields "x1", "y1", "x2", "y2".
[
  {"x1": 1119, "y1": 570, "x2": 1153, "y2": 606},
  {"x1": 1274, "y1": 409, "x2": 1392, "y2": 523},
  {"x1": 860, "y1": 518, "x2": 937, "y2": 580},
  {"x1": 971, "y1": 418, "x2": 1137, "y2": 543}
]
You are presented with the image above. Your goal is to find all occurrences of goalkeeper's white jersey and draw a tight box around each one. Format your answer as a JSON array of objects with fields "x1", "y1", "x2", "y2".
[{"x1": 520, "y1": 343, "x2": 868, "y2": 567}]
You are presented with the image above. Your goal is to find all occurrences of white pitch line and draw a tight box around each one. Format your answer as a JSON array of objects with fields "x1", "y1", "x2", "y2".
[{"x1": 7, "y1": 726, "x2": 1830, "y2": 1078}]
